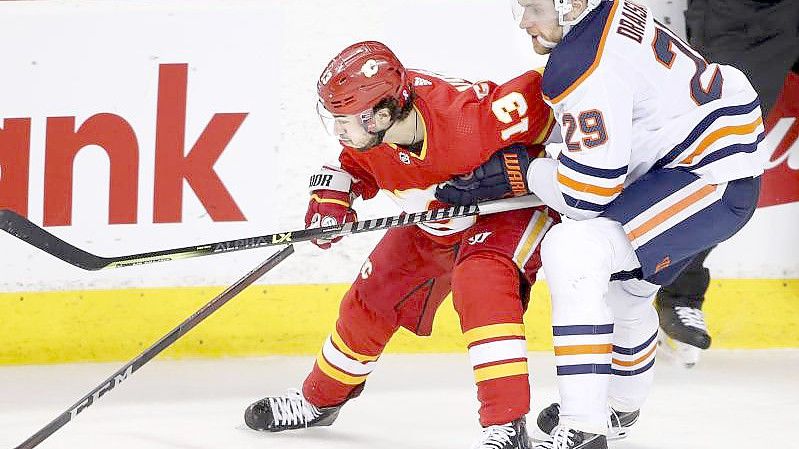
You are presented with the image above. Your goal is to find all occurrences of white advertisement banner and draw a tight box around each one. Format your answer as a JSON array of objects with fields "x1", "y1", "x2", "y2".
[{"x1": 0, "y1": 0, "x2": 796, "y2": 291}]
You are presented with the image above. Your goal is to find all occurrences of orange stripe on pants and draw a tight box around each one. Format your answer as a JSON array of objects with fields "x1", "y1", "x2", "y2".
[{"x1": 627, "y1": 184, "x2": 717, "y2": 241}]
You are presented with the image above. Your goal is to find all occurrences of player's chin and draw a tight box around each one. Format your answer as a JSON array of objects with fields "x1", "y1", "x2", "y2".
[{"x1": 352, "y1": 138, "x2": 382, "y2": 152}]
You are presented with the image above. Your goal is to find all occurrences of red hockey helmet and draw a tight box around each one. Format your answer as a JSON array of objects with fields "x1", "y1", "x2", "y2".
[{"x1": 317, "y1": 41, "x2": 410, "y2": 116}]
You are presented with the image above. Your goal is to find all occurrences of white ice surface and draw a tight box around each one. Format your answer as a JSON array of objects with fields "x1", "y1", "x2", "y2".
[{"x1": 1, "y1": 350, "x2": 797, "y2": 449}]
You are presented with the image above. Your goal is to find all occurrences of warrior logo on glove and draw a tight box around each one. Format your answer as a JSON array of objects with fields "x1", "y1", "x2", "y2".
[{"x1": 435, "y1": 144, "x2": 535, "y2": 206}]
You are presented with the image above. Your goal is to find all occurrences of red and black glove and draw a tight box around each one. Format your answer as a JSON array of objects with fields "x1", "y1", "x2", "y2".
[
  {"x1": 305, "y1": 166, "x2": 358, "y2": 250},
  {"x1": 435, "y1": 144, "x2": 534, "y2": 206}
]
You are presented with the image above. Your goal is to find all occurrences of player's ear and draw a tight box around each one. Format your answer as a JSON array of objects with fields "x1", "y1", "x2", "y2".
[
  {"x1": 373, "y1": 107, "x2": 393, "y2": 130},
  {"x1": 571, "y1": 0, "x2": 587, "y2": 15}
]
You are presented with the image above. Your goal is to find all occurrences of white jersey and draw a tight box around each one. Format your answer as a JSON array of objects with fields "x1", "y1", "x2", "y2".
[{"x1": 529, "y1": 0, "x2": 767, "y2": 220}]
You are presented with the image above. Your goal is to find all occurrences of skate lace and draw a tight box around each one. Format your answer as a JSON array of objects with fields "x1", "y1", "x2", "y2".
[
  {"x1": 551, "y1": 425, "x2": 575, "y2": 449},
  {"x1": 675, "y1": 306, "x2": 707, "y2": 330},
  {"x1": 267, "y1": 388, "x2": 321, "y2": 427},
  {"x1": 473, "y1": 423, "x2": 517, "y2": 449}
]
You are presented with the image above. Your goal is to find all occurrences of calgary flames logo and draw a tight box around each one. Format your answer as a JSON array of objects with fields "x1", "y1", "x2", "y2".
[{"x1": 360, "y1": 59, "x2": 381, "y2": 78}]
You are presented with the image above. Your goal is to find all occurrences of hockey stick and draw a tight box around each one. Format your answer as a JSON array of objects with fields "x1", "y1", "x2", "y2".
[
  {"x1": 0, "y1": 195, "x2": 541, "y2": 271},
  {"x1": 14, "y1": 244, "x2": 295, "y2": 449}
]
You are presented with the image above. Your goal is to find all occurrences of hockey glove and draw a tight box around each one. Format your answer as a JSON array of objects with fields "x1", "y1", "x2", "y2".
[
  {"x1": 305, "y1": 166, "x2": 358, "y2": 250},
  {"x1": 435, "y1": 144, "x2": 532, "y2": 206}
]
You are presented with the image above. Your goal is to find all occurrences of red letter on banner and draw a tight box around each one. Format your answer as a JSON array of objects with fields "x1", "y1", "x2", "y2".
[
  {"x1": 44, "y1": 114, "x2": 139, "y2": 226},
  {"x1": 0, "y1": 118, "x2": 31, "y2": 216},
  {"x1": 153, "y1": 63, "x2": 247, "y2": 223}
]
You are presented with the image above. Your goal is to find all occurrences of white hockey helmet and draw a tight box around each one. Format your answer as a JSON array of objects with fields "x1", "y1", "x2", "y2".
[{"x1": 511, "y1": 0, "x2": 603, "y2": 27}]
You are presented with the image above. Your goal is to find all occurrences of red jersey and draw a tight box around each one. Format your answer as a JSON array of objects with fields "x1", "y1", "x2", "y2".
[{"x1": 339, "y1": 69, "x2": 555, "y2": 236}]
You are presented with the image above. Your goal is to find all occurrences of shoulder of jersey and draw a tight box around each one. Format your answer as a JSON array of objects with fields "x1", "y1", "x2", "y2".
[
  {"x1": 541, "y1": 0, "x2": 625, "y2": 104},
  {"x1": 408, "y1": 70, "x2": 436, "y2": 89},
  {"x1": 407, "y1": 70, "x2": 475, "y2": 107}
]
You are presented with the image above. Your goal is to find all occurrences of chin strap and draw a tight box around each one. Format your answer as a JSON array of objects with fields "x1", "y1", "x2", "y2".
[{"x1": 537, "y1": 35, "x2": 559, "y2": 49}]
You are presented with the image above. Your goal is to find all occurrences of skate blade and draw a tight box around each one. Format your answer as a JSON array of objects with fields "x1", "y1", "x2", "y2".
[
  {"x1": 532, "y1": 430, "x2": 625, "y2": 446},
  {"x1": 607, "y1": 427, "x2": 629, "y2": 441},
  {"x1": 657, "y1": 328, "x2": 701, "y2": 368}
]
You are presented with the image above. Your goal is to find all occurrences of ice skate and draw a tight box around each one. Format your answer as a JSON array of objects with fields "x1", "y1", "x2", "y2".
[
  {"x1": 535, "y1": 403, "x2": 638, "y2": 441},
  {"x1": 533, "y1": 424, "x2": 607, "y2": 449},
  {"x1": 656, "y1": 298, "x2": 711, "y2": 368},
  {"x1": 471, "y1": 416, "x2": 533, "y2": 449},
  {"x1": 244, "y1": 388, "x2": 342, "y2": 432}
]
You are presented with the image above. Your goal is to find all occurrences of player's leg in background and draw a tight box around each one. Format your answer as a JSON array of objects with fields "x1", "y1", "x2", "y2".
[
  {"x1": 605, "y1": 167, "x2": 761, "y2": 369},
  {"x1": 454, "y1": 207, "x2": 555, "y2": 449},
  {"x1": 655, "y1": 247, "x2": 714, "y2": 367},
  {"x1": 245, "y1": 225, "x2": 456, "y2": 432},
  {"x1": 657, "y1": 0, "x2": 799, "y2": 367}
]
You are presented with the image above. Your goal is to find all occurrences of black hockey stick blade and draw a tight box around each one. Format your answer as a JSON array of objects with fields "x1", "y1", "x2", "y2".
[
  {"x1": 0, "y1": 195, "x2": 541, "y2": 271},
  {"x1": 14, "y1": 244, "x2": 295, "y2": 449}
]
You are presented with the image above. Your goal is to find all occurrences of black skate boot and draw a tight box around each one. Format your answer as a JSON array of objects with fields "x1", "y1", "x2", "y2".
[
  {"x1": 655, "y1": 298, "x2": 711, "y2": 350},
  {"x1": 535, "y1": 425, "x2": 607, "y2": 449},
  {"x1": 244, "y1": 388, "x2": 343, "y2": 432},
  {"x1": 536, "y1": 403, "x2": 638, "y2": 441},
  {"x1": 655, "y1": 250, "x2": 712, "y2": 351},
  {"x1": 471, "y1": 416, "x2": 533, "y2": 449}
]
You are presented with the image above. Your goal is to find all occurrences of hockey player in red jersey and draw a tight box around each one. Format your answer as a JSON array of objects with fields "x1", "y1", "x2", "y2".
[{"x1": 243, "y1": 41, "x2": 559, "y2": 448}]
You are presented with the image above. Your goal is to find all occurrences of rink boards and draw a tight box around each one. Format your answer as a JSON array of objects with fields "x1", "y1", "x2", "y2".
[
  {"x1": 1, "y1": 279, "x2": 797, "y2": 365},
  {"x1": 0, "y1": 1, "x2": 797, "y2": 365}
]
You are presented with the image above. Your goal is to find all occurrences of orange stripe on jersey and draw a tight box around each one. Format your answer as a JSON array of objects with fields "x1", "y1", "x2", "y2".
[
  {"x1": 554, "y1": 344, "x2": 613, "y2": 356},
  {"x1": 557, "y1": 172, "x2": 623, "y2": 197},
  {"x1": 612, "y1": 344, "x2": 657, "y2": 367},
  {"x1": 626, "y1": 184, "x2": 717, "y2": 241},
  {"x1": 545, "y1": 0, "x2": 621, "y2": 104},
  {"x1": 679, "y1": 116, "x2": 763, "y2": 164}
]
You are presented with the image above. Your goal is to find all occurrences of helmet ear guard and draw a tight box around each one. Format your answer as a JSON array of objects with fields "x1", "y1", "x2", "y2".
[
  {"x1": 554, "y1": 0, "x2": 602, "y2": 27},
  {"x1": 510, "y1": 0, "x2": 602, "y2": 31}
]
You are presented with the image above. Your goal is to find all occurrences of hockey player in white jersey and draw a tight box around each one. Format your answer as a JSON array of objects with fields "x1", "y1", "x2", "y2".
[{"x1": 436, "y1": 0, "x2": 768, "y2": 448}]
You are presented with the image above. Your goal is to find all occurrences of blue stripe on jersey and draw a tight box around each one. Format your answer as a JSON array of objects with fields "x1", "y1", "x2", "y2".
[
  {"x1": 612, "y1": 358, "x2": 656, "y2": 376},
  {"x1": 612, "y1": 331, "x2": 658, "y2": 355},
  {"x1": 557, "y1": 363, "x2": 613, "y2": 376},
  {"x1": 559, "y1": 153, "x2": 628, "y2": 179},
  {"x1": 564, "y1": 193, "x2": 608, "y2": 212},
  {"x1": 542, "y1": 1, "x2": 615, "y2": 101},
  {"x1": 689, "y1": 131, "x2": 765, "y2": 170},
  {"x1": 553, "y1": 324, "x2": 614, "y2": 336},
  {"x1": 654, "y1": 99, "x2": 761, "y2": 169}
]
